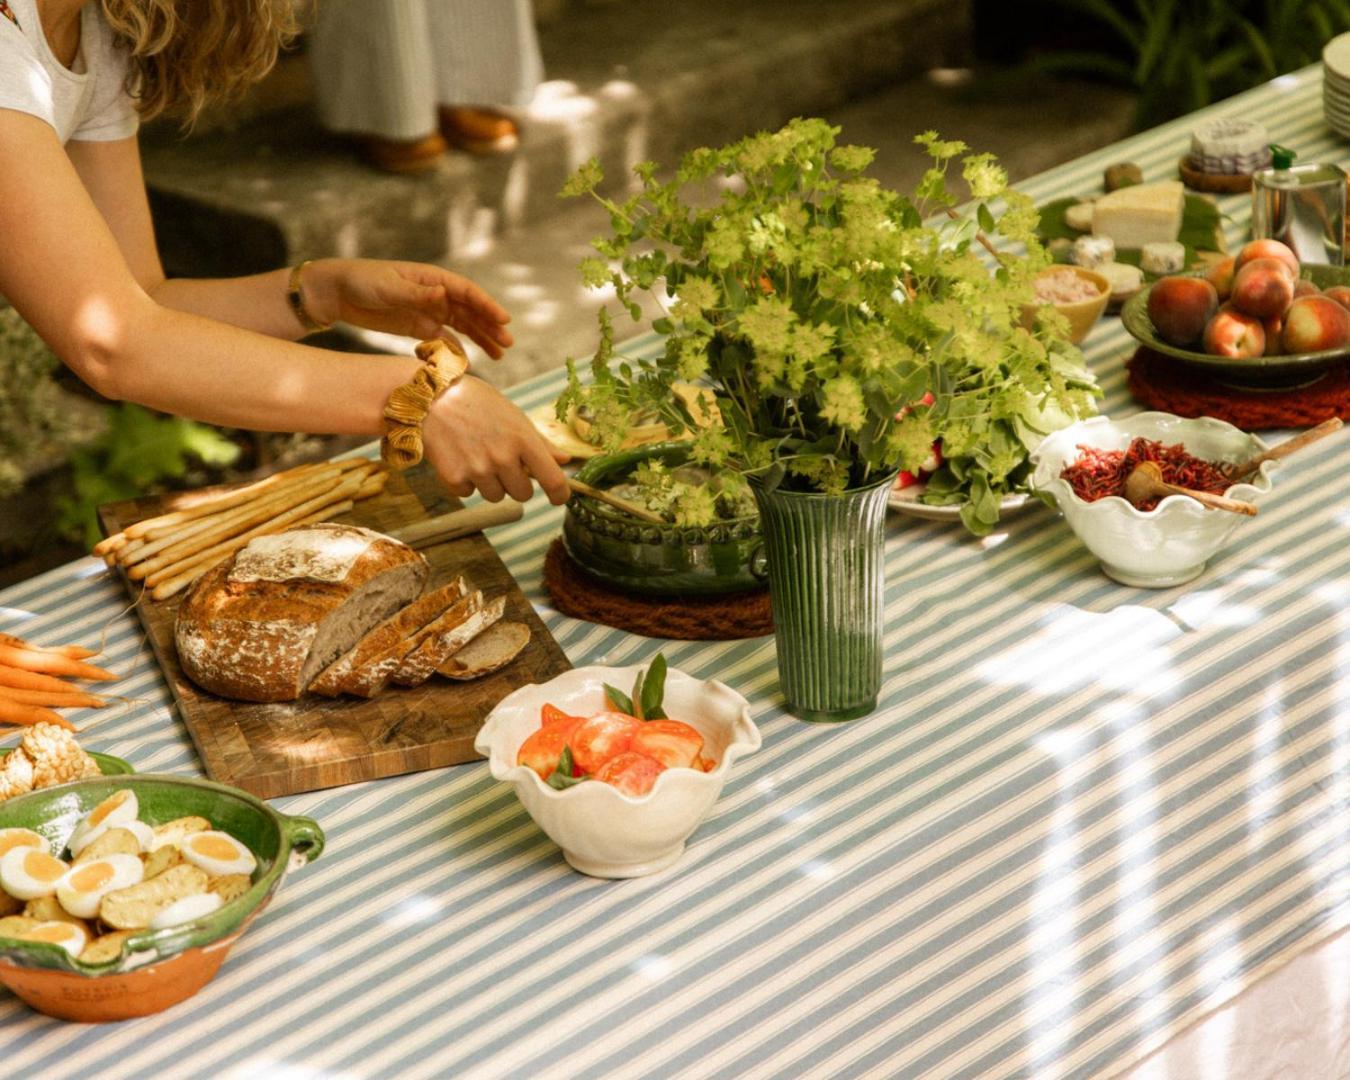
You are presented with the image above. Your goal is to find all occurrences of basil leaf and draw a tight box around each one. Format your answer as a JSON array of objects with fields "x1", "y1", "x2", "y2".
[
  {"x1": 604, "y1": 683, "x2": 634, "y2": 714},
  {"x1": 547, "y1": 745, "x2": 589, "y2": 790},
  {"x1": 640, "y1": 653, "x2": 668, "y2": 720},
  {"x1": 631, "y1": 668, "x2": 646, "y2": 719}
]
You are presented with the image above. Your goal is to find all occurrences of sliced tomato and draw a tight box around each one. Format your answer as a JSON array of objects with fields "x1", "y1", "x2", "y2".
[
  {"x1": 630, "y1": 719, "x2": 704, "y2": 769},
  {"x1": 594, "y1": 751, "x2": 666, "y2": 797},
  {"x1": 570, "y1": 711, "x2": 639, "y2": 774},
  {"x1": 516, "y1": 725, "x2": 577, "y2": 780},
  {"x1": 541, "y1": 704, "x2": 585, "y2": 732}
]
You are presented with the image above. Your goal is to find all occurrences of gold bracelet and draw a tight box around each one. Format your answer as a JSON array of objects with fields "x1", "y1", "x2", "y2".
[
  {"x1": 381, "y1": 337, "x2": 471, "y2": 470},
  {"x1": 287, "y1": 260, "x2": 333, "y2": 335}
]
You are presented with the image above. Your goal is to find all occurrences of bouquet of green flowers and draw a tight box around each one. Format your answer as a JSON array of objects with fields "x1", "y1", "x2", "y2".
[{"x1": 559, "y1": 119, "x2": 1099, "y2": 534}]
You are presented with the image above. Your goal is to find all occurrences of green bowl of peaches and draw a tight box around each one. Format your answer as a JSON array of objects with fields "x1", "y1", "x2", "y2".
[{"x1": 1121, "y1": 241, "x2": 1350, "y2": 387}]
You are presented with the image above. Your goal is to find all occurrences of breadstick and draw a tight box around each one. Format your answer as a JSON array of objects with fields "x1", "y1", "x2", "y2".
[
  {"x1": 120, "y1": 462, "x2": 325, "y2": 540},
  {"x1": 144, "y1": 475, "x2": 366, "y2": 590},
  {"x1": 93, "y1": 533, "x2": 129, "y2": 557},
  {"x1": 150, "y1": 498, "x2": 356, "y2": 601},
  {"x1": 355, "y1": 470, "x2": 388, "y2": 500},
  {"x1": 128, "y1": 467, "x2": 346, "y2": 580},
  {"x1": 120, "y1": 462, "x2": 359, "y2": 568}
]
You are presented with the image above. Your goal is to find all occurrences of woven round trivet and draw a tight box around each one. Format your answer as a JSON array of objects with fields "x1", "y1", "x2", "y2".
[
  {"x1": 1127, "y1": 347, "x2": 1350, "y2": 430},
  {"x1": 542, "y1": 540, "x2": 774, "y2": 640}
]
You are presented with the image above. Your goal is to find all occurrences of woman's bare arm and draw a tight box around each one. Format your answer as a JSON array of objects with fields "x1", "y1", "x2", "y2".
[{"x1": 1, "y1": 110, "x2": 566, "y2": 503}]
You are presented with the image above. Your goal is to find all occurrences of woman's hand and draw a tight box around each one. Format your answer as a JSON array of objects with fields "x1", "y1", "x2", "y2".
[
  {"x1": 306, "y1": 258, "x2": 514, "y2": 358},
  {"x1": 423, "y1": 376, "x2": 570, "y2": 505}
]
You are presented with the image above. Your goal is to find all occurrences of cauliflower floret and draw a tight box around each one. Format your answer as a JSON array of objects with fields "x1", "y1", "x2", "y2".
[
  {"x1": 21, "y1": 724, "x2": 101, "y2": 789},
  {"x1": 0, "y1": 748, "x2": 35, "y2": 802}
]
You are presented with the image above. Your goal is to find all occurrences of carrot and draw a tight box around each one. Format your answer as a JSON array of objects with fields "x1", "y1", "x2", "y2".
[
  {"x1": 0, "y1": 688, "x2": 107, "y2": 709},
  {"x1": 0, "y1": 700, "x2": 72, "y2": 730},
  {"x1": 0, "y1": 666, "x2": 83, "y2": 695},
  {"x1": 0, "y1": 634, "x2": 97, "y2": 660},
  {"x1": 0, "y1": 645, "x2": 115, "y2": 681}
]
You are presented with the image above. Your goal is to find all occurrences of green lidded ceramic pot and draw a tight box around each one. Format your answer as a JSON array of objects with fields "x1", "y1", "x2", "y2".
[
  {"x1": 563, "y1": 442, "x2": 767, "y2": 596},
  {"x1": 752, "y1": 468, "x2": 896, "y2": 723},
  {"x1": 0, "y1": 773, "x2": 324, "y2": 1022}
]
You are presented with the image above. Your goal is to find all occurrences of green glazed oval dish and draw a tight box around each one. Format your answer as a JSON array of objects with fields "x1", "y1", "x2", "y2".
[
  {"x1": 0, "y1": 748, "x2": 134, "y2": 777},
  {"x1": 0, "y1": 773, "x2": 323, "y2": 976},
  {"x1": 563, "y1": 442, "x2": 766, "y2": 596},
  {"x1": 1121, "y1": 264, "x2": 1350, "y2": 384}
]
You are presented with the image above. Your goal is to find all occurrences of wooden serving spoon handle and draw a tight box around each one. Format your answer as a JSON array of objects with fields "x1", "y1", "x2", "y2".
[
  {"x1": 567, "y1": 478, "x2": 666, "y2": 524},
  {"x1": 1124, "y1": 461, "x2": 1259, "y2": 516},
  {"x1": 1224, "y1": 417, "x2": 1343, "y2": 480},
  {"x1": 1159, "y1": 482, "x2": 1259, "y2": 516}
]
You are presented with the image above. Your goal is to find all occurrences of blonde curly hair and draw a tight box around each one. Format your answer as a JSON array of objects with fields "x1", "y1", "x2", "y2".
[{"x1": 99, "y1": 0, "x2": 304, "y2": 124}]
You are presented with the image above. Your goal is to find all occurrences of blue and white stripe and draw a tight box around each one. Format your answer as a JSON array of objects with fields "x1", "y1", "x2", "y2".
[{"x1": 1, "y1": 65, "x2": 1348, "y2": 1080}]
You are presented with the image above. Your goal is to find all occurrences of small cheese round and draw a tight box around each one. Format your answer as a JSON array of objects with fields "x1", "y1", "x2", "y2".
[
  {"x1": 1189, "y1": 118, "x2": 1270, "y2": 175},
  {"x1": 1140, "y1": 241, "x2": 1186, "y2": 276},
  {"x1": 1064, "y1": 201, "x2": 1095, "y2": 232},
  {"x1": 1096, "y1": 262, "x2": 1145, "y2": 301},
  {"x1": 1071, "y1": 235, "x2": 1116, "y2": 269}
]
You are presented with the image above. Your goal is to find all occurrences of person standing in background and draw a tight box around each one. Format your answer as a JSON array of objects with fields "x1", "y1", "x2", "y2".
[{"x1": 310, "y1": 0, "x2": 543, "y2": 173}]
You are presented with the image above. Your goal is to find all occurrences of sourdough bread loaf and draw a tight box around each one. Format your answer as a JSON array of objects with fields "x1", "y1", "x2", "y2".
[
  {"x1": 341, "y1": 590, "x2": 484, "y2": 698},
  {"x1": 391, "y1": 593, "x2": 505, "y2": 688},
  {"x1": 174, "y1": 524, "x2": 428, "y2": 702},
  {"x1": 438, "y1": 621, "x2": 531, "y2": 680}
]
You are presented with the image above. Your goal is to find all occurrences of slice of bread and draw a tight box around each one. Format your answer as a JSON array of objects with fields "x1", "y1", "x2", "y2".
[
  {"x1": 437, "y1": 621, "x2": 530, "y2": 681},
  {"x1": 343, "y1": 590, "x2": 487, "y2": 698},
  {"x1": 390, "y1": 595, "x2": 506, "y2": 688},
  {"x1": 307, "y1": 576, "x2": 467, "y2": 697}
]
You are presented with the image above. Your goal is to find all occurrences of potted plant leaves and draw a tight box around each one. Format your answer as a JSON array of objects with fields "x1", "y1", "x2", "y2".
[{"x1": 560, "y1": 120, "x2": 1097, "y2": 721}]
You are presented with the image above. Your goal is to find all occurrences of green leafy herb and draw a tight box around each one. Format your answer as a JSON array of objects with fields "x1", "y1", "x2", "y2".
[
  {"x1": 547, "y1": 746, "x2": 589, "y2": 790},
  {"x1": 639, "y1": 654, "x2": 668, "y2": 720},
  {"x1": 604, "y1": 683, "x2": 634, "y2": 715}
]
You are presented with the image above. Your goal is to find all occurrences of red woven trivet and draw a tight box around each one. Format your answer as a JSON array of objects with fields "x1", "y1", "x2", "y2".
[
  {"x1": 542, "y1": 539, "x2": 773, "y2": 641},
  {"x1": 1127, "y1": 346, "x2": 1350, "y2": 430}
]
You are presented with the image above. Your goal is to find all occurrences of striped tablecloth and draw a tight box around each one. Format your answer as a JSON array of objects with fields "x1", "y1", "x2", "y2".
[{"x1": 3, "y1": 66, "x2": 1349, "y2": 1080}]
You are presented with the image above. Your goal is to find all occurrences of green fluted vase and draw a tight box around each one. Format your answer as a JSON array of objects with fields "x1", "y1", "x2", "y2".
[{"x1": 752, "y1": 469, "x2": 895, "y2": 722}]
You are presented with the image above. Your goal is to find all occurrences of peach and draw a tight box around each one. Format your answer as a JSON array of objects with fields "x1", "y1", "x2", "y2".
[
  {"x1": 1322, "y1": 285, "x2": 1350, "y2": 309},
  {"x1": 1229, "y1": 258, "x2": 1295, "y2": 318},
  {"x1": 1262, "y1": 315, "x2": 1284, "y2": 356},
  {"x1": 1147, "y1": 275, "x2": 1219, "y2": 347},
  {"x1": 1234, "y1": 238, "x2": 1300, "y2": 277},
  {"x1": 1293, "y1": 279, "x2": 1321, "y2": 299},
  {"x1": 1281, "y1": 295, "x2": 1350, "y2": 354},
  {"x1": 1203, "y1": 305, "x2": 1265, "y2": 358},
  {"x1": 1204, "y1": 256, "x2": 1236, "y2": 300}
]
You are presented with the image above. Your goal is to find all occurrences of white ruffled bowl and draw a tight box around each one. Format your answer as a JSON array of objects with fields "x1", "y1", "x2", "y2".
[
  {"x1": 475, "y1": 665, "x2": 761, "y2": 878},
  {"x1": 1031, "y1": 412, "x2": 1277, "y2": 588}
]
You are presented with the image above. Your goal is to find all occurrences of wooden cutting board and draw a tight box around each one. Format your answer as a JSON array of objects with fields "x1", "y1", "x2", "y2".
[{"x1": 98, "y1": 463, "x2": 570, "y2": 799}]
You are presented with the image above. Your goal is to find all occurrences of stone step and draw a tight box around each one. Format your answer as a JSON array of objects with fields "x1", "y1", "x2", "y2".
[{"x1": 143, "y1": 0, "x2": 970, "y2": 277}]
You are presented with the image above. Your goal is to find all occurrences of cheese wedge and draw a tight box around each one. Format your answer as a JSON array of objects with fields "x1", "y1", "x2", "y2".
[{"x1": 1091, "y1": 180, "x2": 1184, "y2": 249}]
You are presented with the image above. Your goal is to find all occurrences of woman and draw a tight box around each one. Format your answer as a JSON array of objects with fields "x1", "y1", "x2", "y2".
[{"x1": 0, "y1": 0, "x2": 569, "y2": 508}]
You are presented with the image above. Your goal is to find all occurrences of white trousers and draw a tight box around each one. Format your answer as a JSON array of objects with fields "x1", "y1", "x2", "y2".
[{"x1": 310, "y1": 0, "x2": 544, "y2": 140}]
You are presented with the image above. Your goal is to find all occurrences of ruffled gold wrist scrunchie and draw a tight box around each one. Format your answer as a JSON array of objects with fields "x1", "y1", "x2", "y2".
[{"x1": 381, "y1": 336, "x2": 470, "y2": 470}]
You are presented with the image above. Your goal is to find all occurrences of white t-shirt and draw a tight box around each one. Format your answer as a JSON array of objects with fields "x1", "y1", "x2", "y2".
[{"x1": 0, "y1": 0, "x2": 138, "y2": 144}]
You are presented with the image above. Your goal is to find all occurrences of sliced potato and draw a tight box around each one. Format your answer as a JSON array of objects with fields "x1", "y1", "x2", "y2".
[
  {"x1": 80, "y1": 930, "x2": 133, "y2": 965},
  {"x1": 208, "y1": 874, "x2": 252, "y2": 905},
  {"x1": 74, "y1": 827, "x2": 141, "y2": 864},
  {"x1": 142, "y1": 845, "x2": 183, "y2": 880},
  {"x1": 0, "y1": 890, "x2": 20, "y2": 918},
  {"x1": 0, "y1": 915, "x2": 40, "y2": 938},
  {"x1": 150, "y1": 816, "x2": 211, "y2": 852},
  {"x1": 23, "y1": 895, "x2": 90, "y2": 933},
  {"x1": 99, "y1": 865, "x2": 209, "y2": 930}
]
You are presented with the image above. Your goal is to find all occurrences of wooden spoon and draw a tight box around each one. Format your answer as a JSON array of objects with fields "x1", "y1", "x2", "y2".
[
  {"x1": 1123, "y1": 461, "x2": 1259, "y2": 516},
  {"x1": 567, "y1": 478, "x2": 666, "y2": 524},
  {"x1": 1221, "y1": 417, "x2": 1343, "y2": 481}
]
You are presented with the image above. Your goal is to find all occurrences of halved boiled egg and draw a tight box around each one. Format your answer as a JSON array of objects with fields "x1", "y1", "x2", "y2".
[
  {"x1": 15, "y1": 920, "x2": 88, "y2": 959},
  {"x1": 0, "y1": 828, "x2": 46, "y2": 860},
  {"x1": 69, "y1": 789, "x2": 139, "y2": 857},
  {"x1": 56, "y1": 854, "x2": 144, "y2": 919},
  {"x1": 150, "y1": 891, "x2": 223, "y2": 930},
  {"x1": 180, "y1": 831, "x2": 256, "y2": 878},
  {"x1": 0, "y1": 846, "x2": 70, "y2": 901}
]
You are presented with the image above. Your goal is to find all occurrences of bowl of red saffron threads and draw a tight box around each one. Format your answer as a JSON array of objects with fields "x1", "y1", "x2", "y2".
[{"x1": 1030, "y1": 412, "x2": 1277, "y2": 587}]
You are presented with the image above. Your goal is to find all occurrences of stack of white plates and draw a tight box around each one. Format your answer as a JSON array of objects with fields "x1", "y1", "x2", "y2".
[{"x1": 1324, "y1": 34, "x2": 1350, "y2": 136}]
